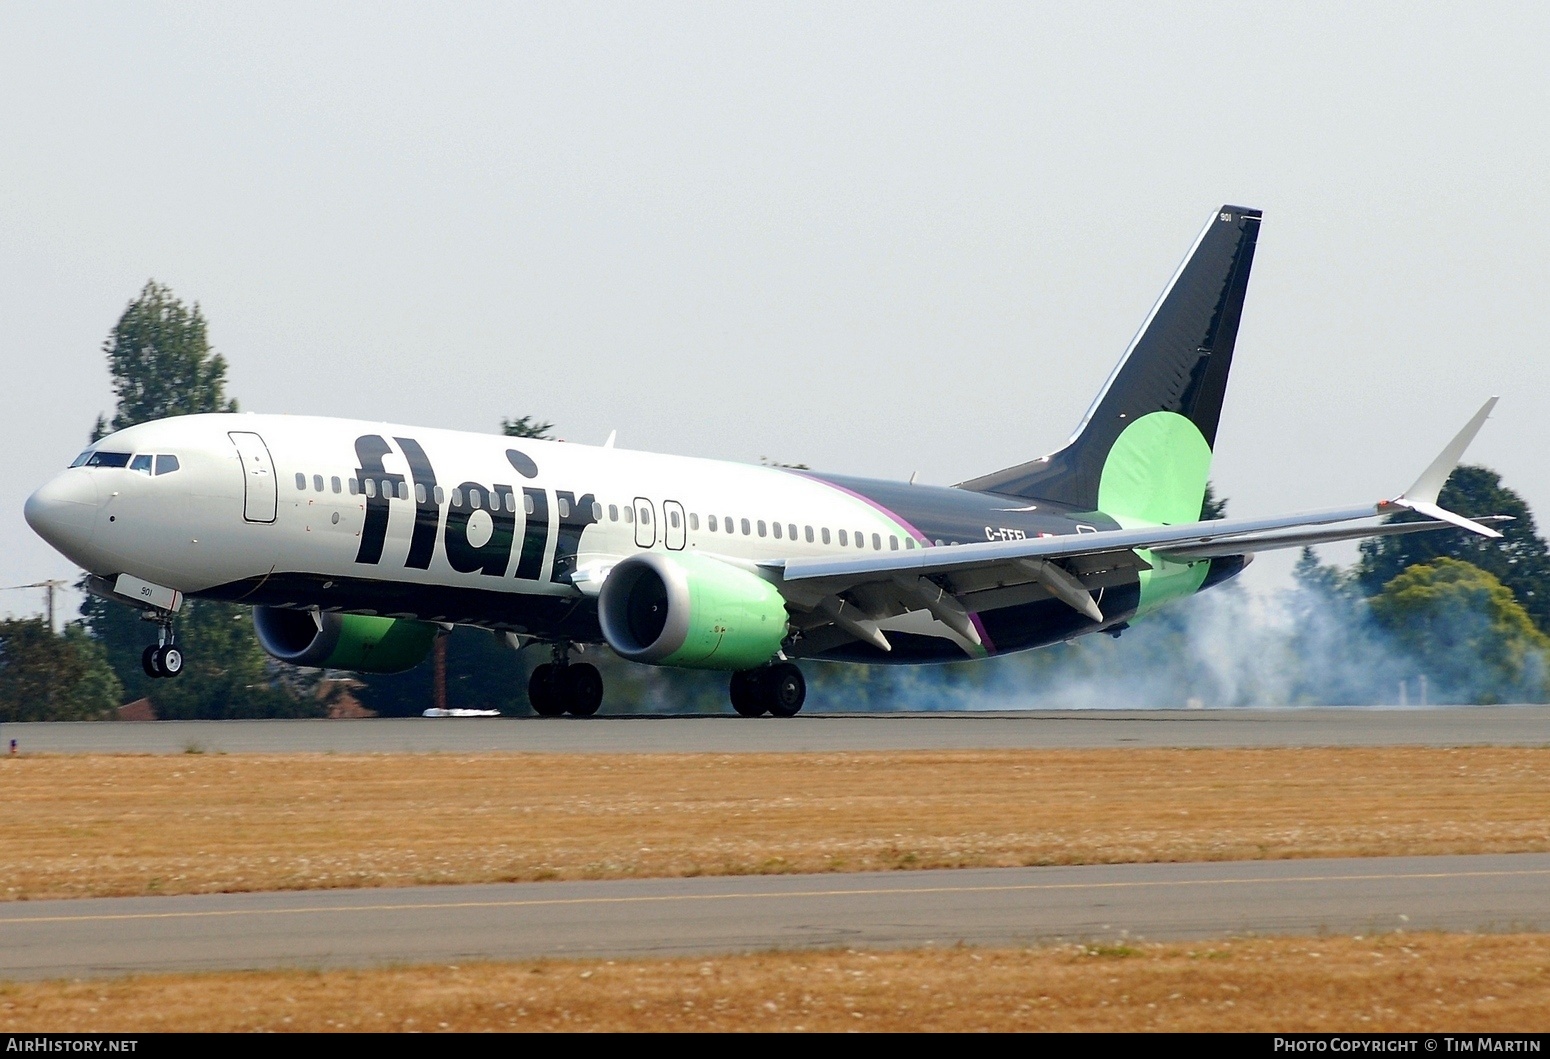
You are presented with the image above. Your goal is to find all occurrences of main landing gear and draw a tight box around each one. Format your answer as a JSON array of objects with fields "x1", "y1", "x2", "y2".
[
  {"x1": 140, "y1": 614, "x2": 183, "y2": 679},
  {"x1": 527, "y1": 644, "x2": 604, "y2": 717},
  {"x1": 730, "y1": 662, "x2": 806, "y2": 718}
]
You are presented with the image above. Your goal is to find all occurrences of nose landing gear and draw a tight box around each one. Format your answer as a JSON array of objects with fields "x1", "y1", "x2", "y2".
[
  {"x1": 140, "y1": 616, "x2": 183, "y2": 679},
  {"x1": 527, "y1": 643, "x2": 605, "y2": 717}
]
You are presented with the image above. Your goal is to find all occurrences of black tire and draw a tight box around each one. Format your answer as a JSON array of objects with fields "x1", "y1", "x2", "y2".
[
  {"x1": 564, "y1": 663, "x2": 604, "y2": 717},
  {"x1": 141, "y1": 645, "x2": 163, "y2": 679},
  {"x1": 765, "y1": 663, "x2": 805, "y2": 717},
  {"x1": 528, "y1": 663, "x2": 566, "y2": 716},
  {"x1": 157, "y1": 646, "x2": 184, "y2": 678},
  {"x1": 729, "y1": 670, "x2": 766, "y2": 717}
]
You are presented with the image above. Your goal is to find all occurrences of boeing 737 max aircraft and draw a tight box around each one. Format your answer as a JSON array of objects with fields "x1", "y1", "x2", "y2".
[{"x1": 25, "y1": 207, "x2": 1506, "y2": 716}]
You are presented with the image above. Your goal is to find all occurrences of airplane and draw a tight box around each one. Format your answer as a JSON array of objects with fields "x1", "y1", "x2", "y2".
[{"x1": 24, "y1": 205, "x2": 1507, "y2": 718}]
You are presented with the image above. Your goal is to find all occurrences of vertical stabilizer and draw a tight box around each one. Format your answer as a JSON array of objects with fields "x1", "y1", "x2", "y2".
[{"x1": 959, "y1": 206, "x2": 1261, "y2": 515}]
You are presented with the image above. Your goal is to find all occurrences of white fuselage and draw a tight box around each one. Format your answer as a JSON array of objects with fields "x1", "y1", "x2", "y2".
[{"x1": 28, "y1": 413, "x2": 934, "y2": 628}]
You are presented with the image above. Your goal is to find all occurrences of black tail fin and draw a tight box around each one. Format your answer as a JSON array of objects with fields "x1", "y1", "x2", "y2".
[{"x1": 959, "y1": 205, "x2": 1262, "y2": 510}]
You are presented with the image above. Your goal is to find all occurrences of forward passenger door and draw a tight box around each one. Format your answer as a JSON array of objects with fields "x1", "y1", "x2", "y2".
[{"x1": 228, "y1": 431, "x2": 277, "y2": 524}]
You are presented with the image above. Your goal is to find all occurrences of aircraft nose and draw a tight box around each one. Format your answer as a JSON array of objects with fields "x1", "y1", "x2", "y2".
[{"x1": 24, "y1": 471, "x2": 100, "y2": 562}]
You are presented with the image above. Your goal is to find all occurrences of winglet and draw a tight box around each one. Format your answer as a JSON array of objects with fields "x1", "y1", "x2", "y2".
[
  {"x1": 1401, "y1": 397, "x2": 1497, "y2": 504},
  {"x1": 1387, "y1": 397, "x2": 1502, "y2": 538}
]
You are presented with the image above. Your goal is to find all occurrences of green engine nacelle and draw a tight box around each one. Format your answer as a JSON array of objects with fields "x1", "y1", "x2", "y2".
[
  {"x1": 597, "y1": 552, "x2": 789, "y2": 670},
  {"x1": 253, "y1": 606, "x2": 437, "y2": 674}
]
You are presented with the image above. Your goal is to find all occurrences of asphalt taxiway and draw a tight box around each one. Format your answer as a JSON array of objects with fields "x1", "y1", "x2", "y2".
[
  {"x1": 1, "y1": 854, "x2": 1544, "y2": 979},
  {"x1": 2, "y1": 705, "x2": 1547, "y2": 755}
]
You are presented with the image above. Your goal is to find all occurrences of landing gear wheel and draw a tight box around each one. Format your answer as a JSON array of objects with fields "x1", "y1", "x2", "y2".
[
  {"x1": 528, "y1": 663, "x2": 566, "y2": 717},
  {"x1": 765, "y1": 663, "x2": 805, "y2": 717},
  {"x1": 730, "y1": 670, "x2": 766, "y2": 717},
  {"x1": 563, "y1": 663, "x2": 604, "y2": 717},
  {"x1": 142, "y1": 645, "x2": 163, "y2": 679},
  {"x1": 156, "y1": 646, "x2": 184, "y2": 678}
]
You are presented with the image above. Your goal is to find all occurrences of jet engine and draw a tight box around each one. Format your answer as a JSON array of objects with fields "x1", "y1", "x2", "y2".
[
  {"x1": 598, "y1": 552, "x2": 789, "y2": 670},
  {"x1": 253, "y1": 607, "x2": 437, "y2": 674}
]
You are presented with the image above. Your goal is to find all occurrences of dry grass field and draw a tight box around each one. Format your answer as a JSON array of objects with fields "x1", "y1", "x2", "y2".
[
  {"x1": 2, "y1": 747, "x2": 1548, "y2": 900},
  {"x1": 2, "y1": 932, "x2": 1548, "y2": 1032}
]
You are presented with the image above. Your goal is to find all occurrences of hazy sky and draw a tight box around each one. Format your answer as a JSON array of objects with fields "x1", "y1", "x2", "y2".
[{"x1": 3, "y1": 2, "x2": 1548, "y2": 620}]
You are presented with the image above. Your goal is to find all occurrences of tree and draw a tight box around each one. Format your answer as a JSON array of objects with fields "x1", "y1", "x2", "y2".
[
  {"x1": 501, "y1": 416, "x2": 554, "y2": 439},
  {"x1": 1355, "y1": 465, "x2": 1550, "y2": 634},
  {"x1": 1369, "y1": 558, "x2": 1550, "y2": 704},
  {"x1": 0, "y1": 619, "x2": 122, "y2": 722},
  {"x1": 1200, "y1": 481, "x2": 1227, "y2": 521},
  {"x1": 91, "y1": 280, "x2": 236, "y2": 441}
]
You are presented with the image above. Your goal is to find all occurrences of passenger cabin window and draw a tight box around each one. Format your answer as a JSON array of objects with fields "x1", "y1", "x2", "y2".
[
  {"x1": 295, "y1": 473, "x2": 307, "y2": 490},
  {"x1": 669, "y1": 509, "x2": 681, "y2": 529},
  {"x1": 435, "y1": 486, "x2": 446, "y2": 505},
  {"x1": 821, "y1": 528, "x2": 831, "y2": 544},
  {"x1": 889, "y1": 536, "x2": 899, "y2": 550},
  {"x1": 872, "y1": 533, "x2": 881, "y2": 550},
  {"x1": 330, "y1": 476, "x2": 340, "y2": 493},
  {"x1": 856, "y1": 532, "x2": 866, "y2": 549},
  {"x1": 741, "y1": 518, "x2": 751, "y2": 535},
  {"x1": 593, "y1": 502, "x2": 604, "y2": 521},
  {"x1": 757, "y1": 520, "x2": 766, "y2": 537},
  {"x1": 313, "y1": 475, "x2": 324, "y2": 492},
  {"x1": 556, "y1": 497, "x2": 568, "y2": 517},
  {"x1": 130, "y1": 455, "x2": 153, "y2": 475},
  {"x1": 640, "y1": 507, "x2": 651, "y2": 525},
  {"x1": 610, "y1": 504, "x2": 619, "y2": 521},
  {"x1": 155, "y1": 455, "x2": 180, "y2": 476},
  {"x1": 84, "y1": 452, "x2": 131, "y2": 468},
  {"x1": 905, "y1": 538, "x2": 915, "y2": 549},
  {"x1": 708, "y1": 515, "x2": 717, "y2": 532},
  {"x1": 415, "y1": 484, "x2": 427, "y2": 503},
  {"x1": 788, "y1": 524, "x2": 797, "y2": 541},
  {"x1": 689, "y1": 513, "x2": 699, "y2": 530},
  {"x1": 470, "y1": 488, "x2": 483, "y2": 509},
  {"x1": 772, "y1": 521, "x2": 781, "y2": 539},
  {"x1": 805, "y1": 526, "x2": 814, "y2": 543},
  {"x1": 838, "y1": 529, "x2": 847, "y2": 546},
  {"x1": 348, "y1": 478, "x2": 359, "y2": 495},
  {"x1": 725, "y1": 516, "x2": 734, "y2": 533},
  {"x1": 623, "y1": 506, "x2": 633, "y2": 523}
]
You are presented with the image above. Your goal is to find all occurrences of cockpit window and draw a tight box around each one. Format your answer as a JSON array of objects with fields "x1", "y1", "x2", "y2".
[
  {"x1": 155, "y1": 455, "x2": 180, "y2": 476},
  {"x1": 69, "y1": 450, "x2": 93, "y2": 468},
  {"x1": 84, "y1": 452, "x2": 132, "y2": 469},
  {"x1": 130, "y1": 454, "x2": 153, "y2": 475}
]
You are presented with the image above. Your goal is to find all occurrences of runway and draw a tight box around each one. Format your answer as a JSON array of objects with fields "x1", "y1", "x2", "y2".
[
  {"x1": 4, "y1": 705, "x2": 1548, "y2": 755},
  {"x1": 1, "y1": 854, "x2": 1545, "y2": 979}
]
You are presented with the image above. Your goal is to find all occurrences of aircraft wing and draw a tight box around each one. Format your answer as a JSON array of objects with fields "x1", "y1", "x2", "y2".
[
  {"x1": 763, "y1": 399, "x2": 1504, "y2": 654},
  {"x1": 1151, "y1": 513, "x2": 1510, "y2": 561}
]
